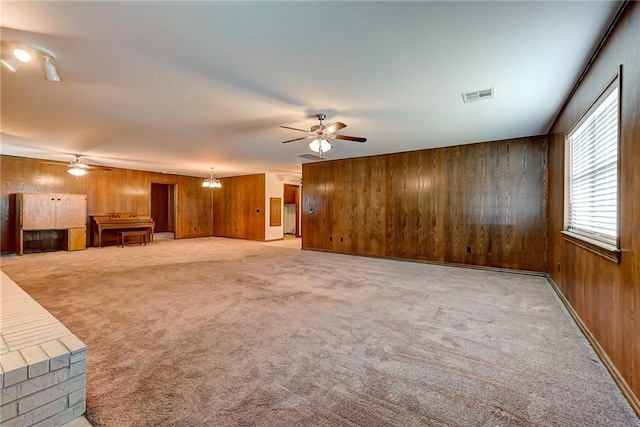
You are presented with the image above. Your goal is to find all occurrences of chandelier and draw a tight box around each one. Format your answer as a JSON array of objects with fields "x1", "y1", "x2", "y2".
[{"x1": 202, "y1": 167, "x2": 222, "y2": 188}]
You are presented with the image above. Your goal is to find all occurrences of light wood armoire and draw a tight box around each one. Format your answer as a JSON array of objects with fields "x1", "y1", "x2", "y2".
[{"x1": 16, "y1": 193, "x2": 87, "y2": 255}]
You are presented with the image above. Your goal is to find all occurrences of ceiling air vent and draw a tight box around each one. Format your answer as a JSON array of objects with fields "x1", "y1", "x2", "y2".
[{"x1": 462, "y1": 87, "x2": 494, "y2": 103}]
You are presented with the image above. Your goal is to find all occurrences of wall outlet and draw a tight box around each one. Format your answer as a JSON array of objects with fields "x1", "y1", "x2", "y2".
[{"x1": 467, "y1": 246, "x2": 472, "y2": 253}]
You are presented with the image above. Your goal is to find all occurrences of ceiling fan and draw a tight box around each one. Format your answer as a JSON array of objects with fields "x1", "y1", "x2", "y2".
[
  {"x1": 42, "y1": 154, "x2": 112, "y2": 176},
  {"x1": 281, "y1": 113, "x2": 366, "y2": 157}
]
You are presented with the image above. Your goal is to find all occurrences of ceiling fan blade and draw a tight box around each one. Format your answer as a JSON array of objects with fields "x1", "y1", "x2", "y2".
[
  {"x1": 334, "y1": 134, "x2": 367, "y2": 143},
  {"x1": 281, "y1": 136, "x2": 309, "y2": 144},
  {"x1": 279, "y1": 126, "x2": 309, "y2": 133},
  {"x1": 41, "y1": 159, "x2": 112, "y2": 171},
  {"x1": 41, "y1": 160, "x2": 69, "y2": 166},
  {"x1": 325, "y1": 122, "x2": 347, "y2": 134}
]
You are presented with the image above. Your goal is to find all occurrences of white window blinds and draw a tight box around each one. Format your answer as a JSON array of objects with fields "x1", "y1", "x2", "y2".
[{"x1": 567, "y1": 86, "x2": 619, "y2": 246}]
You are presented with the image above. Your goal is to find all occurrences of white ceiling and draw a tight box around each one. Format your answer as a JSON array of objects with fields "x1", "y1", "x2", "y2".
[{"x1": 1, "y1": 1, "x2": 620, "y2": 179}]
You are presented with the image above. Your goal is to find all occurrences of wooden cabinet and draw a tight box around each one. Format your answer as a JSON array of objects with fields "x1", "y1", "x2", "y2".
[
  {"x1": 16, "y1": 193, "x2": 87, "y2": 255},
  {"x1": 22, "y1": 193, "x2": 57, "y2": 229},
  {"x1": 284, "y1": 184, "x2": 298, "y2": 204},
  {"x1": 67, "y1": 228, "x2": 87, "y2": 251}
]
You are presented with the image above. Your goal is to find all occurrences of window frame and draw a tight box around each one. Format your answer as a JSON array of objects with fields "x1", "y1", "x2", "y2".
[{"x1": 563, "y1": 69, "x2": 621, "y2": 263}]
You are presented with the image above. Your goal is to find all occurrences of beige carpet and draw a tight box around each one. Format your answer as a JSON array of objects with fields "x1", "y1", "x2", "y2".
[{"x1": 1, "y1": 237, "x2": 638, "y2": 426}]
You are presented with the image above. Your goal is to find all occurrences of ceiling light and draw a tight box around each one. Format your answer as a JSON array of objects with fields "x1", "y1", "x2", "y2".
[
  {"x1": 68, "y1": 166, "x2": 88, "y2": 177},
  {"x1": 202, "y1": 167, "x2": 222, "y2": 188},
  {"x1": 1, "y1": 42, "x2": 61, "y2": 82},
  {"x1": 0, "y1": 58, "x2": 22, "y2": 72},
  {"x1": 13, "y1": 48, "x2": 32, "y2": 63},
  {"x1": 309, "y1": 138, "x2": 332, "y2": 154},
  {"x1": 43, "y1": 57, "x2": 60, "y2": 82}
]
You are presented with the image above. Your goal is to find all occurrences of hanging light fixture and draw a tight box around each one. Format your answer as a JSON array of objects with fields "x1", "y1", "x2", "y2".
[
  {"x1": 309, "y1": 138, "x2": 332, "y2": 154},
  {"x1": 202, "y1": 167, "x2": 222, "y2": 188}
]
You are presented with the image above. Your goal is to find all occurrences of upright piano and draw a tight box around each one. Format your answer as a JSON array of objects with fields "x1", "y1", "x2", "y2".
[{"x1": 90, "y1": 213, "x2": 155, "y2": 248}]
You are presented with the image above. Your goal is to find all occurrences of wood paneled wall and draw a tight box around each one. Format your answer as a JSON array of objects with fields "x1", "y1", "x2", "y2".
[
  {"x1": 212, "y1": 174, "x2": 265, "y2": 241},
  {"x1": 0, "y1": 155, "x2": 213, "y2": 253},
  {"x1": 302, "y1": 136, "x2": 548, "y2": 272},
  {"x1": 547, "y1": 3, "x2": 639, "y2": 404}
]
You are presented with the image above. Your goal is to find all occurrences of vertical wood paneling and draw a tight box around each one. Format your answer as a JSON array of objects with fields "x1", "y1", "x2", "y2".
[
  {"x1": 0, "y1": 155, "x2": 213, "y2": 253},
  {"x1": 212, "y1": 174, "x2": 265, "y2": 241},
  {"x1": 302, "y1": 136, "x2": 548, "y2": 272},
  {"x1": 547, "y1": 2, "x2": 639, "y2": 406}
]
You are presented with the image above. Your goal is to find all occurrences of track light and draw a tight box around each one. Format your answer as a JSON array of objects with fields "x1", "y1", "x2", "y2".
[
  {"x1": 13, "y1": 48, "x2": 31, "y2": 63},
  {"x1": 0, "y1": 42, "x2": 60, "y2": 82},
  {"x1": 0, "y1": 58, "x2": 22, "y2": 72},
  {"x1": 43, "y1": 57, "x2": 60, "y2": 82}
]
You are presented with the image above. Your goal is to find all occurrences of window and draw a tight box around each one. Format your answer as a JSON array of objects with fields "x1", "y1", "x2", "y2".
[{"x1": 566, "y1": 78, "x2": 619, "y2": 249}]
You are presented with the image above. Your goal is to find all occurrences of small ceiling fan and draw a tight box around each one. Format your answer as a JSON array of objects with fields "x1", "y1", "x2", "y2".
[
  {"x1": 42, "y1": 154, "x2": 112, "y2": 176},
  {"x1": 280, "y1": 113, "x2": 366, "y2": 157}
]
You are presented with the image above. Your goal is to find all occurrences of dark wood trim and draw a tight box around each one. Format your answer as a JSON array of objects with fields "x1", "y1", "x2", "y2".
[
  {"x1": 295, "y1": 186, "x2": 300, "y2": 238},
  {"x1": 545, "y1": 274, "x2": 640, "y2": 418},
  {"x1": 561, "y1": 231, "x2": 621, "y2": 263}
]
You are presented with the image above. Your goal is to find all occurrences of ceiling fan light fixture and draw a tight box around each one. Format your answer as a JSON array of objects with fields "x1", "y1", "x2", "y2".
[
  {"x1": 13, "y1": 48, "x2": 32, "y2": 63},
  {"x1": 309, "y1": 138, "x2": 332, "y2": 154},
  {"x1": 68, "y1": 166, "x2": 88, "y2": 177}
]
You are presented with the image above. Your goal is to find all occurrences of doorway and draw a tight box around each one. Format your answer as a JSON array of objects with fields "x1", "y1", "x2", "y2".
[
  {"x1": 283, "y1": 184, "x2": 300, "y2": 237},
  {"x1": 151, "y1": 183, "x2": 176, "y2": 239}
]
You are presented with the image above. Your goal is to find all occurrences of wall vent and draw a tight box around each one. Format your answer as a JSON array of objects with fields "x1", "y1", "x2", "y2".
[{"x1": 462, "y1": 87, "x2": 494, "y2": 103}]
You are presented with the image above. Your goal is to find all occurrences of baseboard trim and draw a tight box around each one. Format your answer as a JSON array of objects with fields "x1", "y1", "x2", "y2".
[
  {"x1": 545, "y1": 274, "x2": 640, "y2": 418},
  {"x1": 301, "y1": 247, "x2": 546, "y2": 277}
]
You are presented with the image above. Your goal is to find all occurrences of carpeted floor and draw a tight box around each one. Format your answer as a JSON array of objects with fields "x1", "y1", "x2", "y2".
[{"x1": 1, "y1": 237, "x2": 638, "y2": 426}]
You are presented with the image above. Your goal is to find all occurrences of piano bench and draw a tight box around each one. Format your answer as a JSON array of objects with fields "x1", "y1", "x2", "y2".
[{"x1": 117, "y1": 230, "x2": 148, "y2": 248}]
